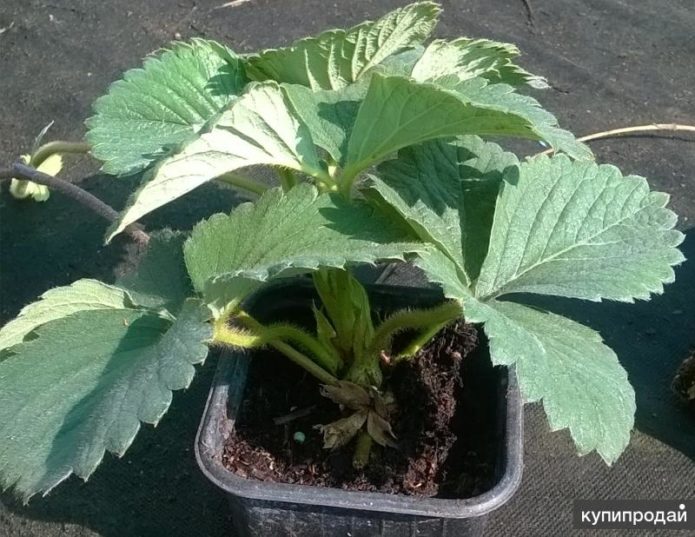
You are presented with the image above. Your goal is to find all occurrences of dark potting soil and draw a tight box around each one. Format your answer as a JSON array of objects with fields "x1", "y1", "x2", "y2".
[{"x1": 222, "y1": 320, "x2": 500, "y2": 498}]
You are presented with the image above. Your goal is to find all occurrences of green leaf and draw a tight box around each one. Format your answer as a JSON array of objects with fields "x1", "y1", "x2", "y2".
[
  {"x1": 116, "y1": 230, "x2": 192, "y2": 314},
  {"x1": 87, "y1": 39, "x2": 248, "y2": 176},
  {"x1": 283, "y1": 81, "x2": 366, "y2": 164},
  {"x1": 313, "y1": 269, "x2": 374, "y2": 360},
  {"x1": 413, "y1": 249, "x2": 635, "y2": 463},
  {"x1": 377, "y1": 46, "x2": 426, "y2": 78},
  {"x1": 370, "y1": 136, "x2": 518, "y2": 283},
  {"x1": 183, "y1": 183, "x2": 423, "y2": 313},
  {"x1": 418, "y1": 247, "x2": 636, "y2": 462},
  {"x1": 439, "y1": 77, "x2": 591, "y2": 160},
  {"x1": 411, "y1": 38, "x2": 548, "y2": 88},
  {"x1": 343, "y1": 74, "x2": 555, "y2": 179},
  {"x1": 0, "y1": 300, "x2": 211, "y2": 500},
  {"x1": 476, "y1": 155, "x2": 684, "y2": 301},
  {"x1": 414, "y1": 248, "x2": 472, "y2": 302},
  {"x1": 245, "y1": 2, "x2": 441, "y2": 90},
  {"x1": 408, "y1": 154, "x2": 681, "y2": 465},
  {"x1": 313, "y1": 304, "x2": 337, "y2": 353},
  {"x1": 464, "y1": 298, "x2": 635, "y2": 464},
  {"x1": 106, "y1": 82, "x2": 325, "y2": 241},
  {"x1": 0, "y1": 280, "x2": 134, "y2": 352}
]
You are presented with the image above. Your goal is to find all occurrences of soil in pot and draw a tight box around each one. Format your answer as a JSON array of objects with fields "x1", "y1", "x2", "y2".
[{"x1": 222, "y1": 312, "x2": 502, "y2": 499}]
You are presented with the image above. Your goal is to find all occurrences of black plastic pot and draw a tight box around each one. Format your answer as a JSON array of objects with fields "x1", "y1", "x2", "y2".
[{"x1": 196, "y1": 280, "x2": 523, "y2": 537}]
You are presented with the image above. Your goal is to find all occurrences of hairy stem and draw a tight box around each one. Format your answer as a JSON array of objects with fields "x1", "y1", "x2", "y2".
[
  {"x1": 216, "y1": 172, "x2": 268, "y2": 195},
  {"x1": 4, "y1": 162, "x2": 148, "y2": 244},
  {"x1": 396, "y1": 319, "x2": 451, "y2": 361},
  {"x1": 368, "y1": 301, "x2": 463, "y2": 360},
  {"x1": 345, "y1": 355, "x2": 383, "y2": 388},
  {"x1": 213, "y1": 311, "x2": 341, "y2": 385},
  {"x1": 242, "y1": 313, "x2": 342, "y2": 374},
  {"x1": 338, "y1": 169, "x2": 359, "y2": 199},
  {"x1": 352, "y1": 430, "x2": 373, "y2": 469},
  {"x1": 31, "y1": 141, "x2": 91, "y2": 167}
]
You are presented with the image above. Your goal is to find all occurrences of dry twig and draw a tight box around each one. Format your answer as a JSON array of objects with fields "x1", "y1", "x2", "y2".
[
  {"x1": 213, "y1": 0, "x2": 252, "y2": 9},
  {"x1": 537, "y1": 123, "x2": 695, "y2": 156}
]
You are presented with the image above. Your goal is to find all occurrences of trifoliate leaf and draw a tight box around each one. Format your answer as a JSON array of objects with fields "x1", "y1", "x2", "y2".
[
  {"x1": 106, "y1": 82, "x2": 325, "y2": 241},
  {"x1": 183, "y1": 183, "x2": 424, "y2": 313},
  {"x1": 0, "y1": 280, "x2": 135, "y2": 352},
  {"x1": 411, "y1": 38, "x2": 548, "y2": 88},
  {"x1": 116, "y1": 230, "x2": 192, "y2": 314},
  {"x1": 464, "y1": 298, "x2": 635, "y2": 464},
  {"x1": 370, "y1": 136, "x2": 518, "y2": 283},
  {"x1": 476, "y1": 155, "x2": 684, "y2": 302},
  {"x1": 245, "y1": 2, "x2": 441, "y2": 90},
  {"x1": 414, "y1": 245, "x2": 635, "y2": 464},
  {"x1": 0, "y1": 300, "x2": 211, "y2": 500},
  {"x1": 410, "y1": 152, "x2": 684, "y2": 466},
  {"x1": 343, "y1": 74, "x2": 556, "y2": 179},
  {"x1": 86, "y1": 39, "x2": 248, "y2": 176}
]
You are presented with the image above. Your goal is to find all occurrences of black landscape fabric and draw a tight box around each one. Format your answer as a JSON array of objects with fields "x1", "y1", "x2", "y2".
[{"x1": 0, "y1": 0, "x2": 693, "y2": 536}]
